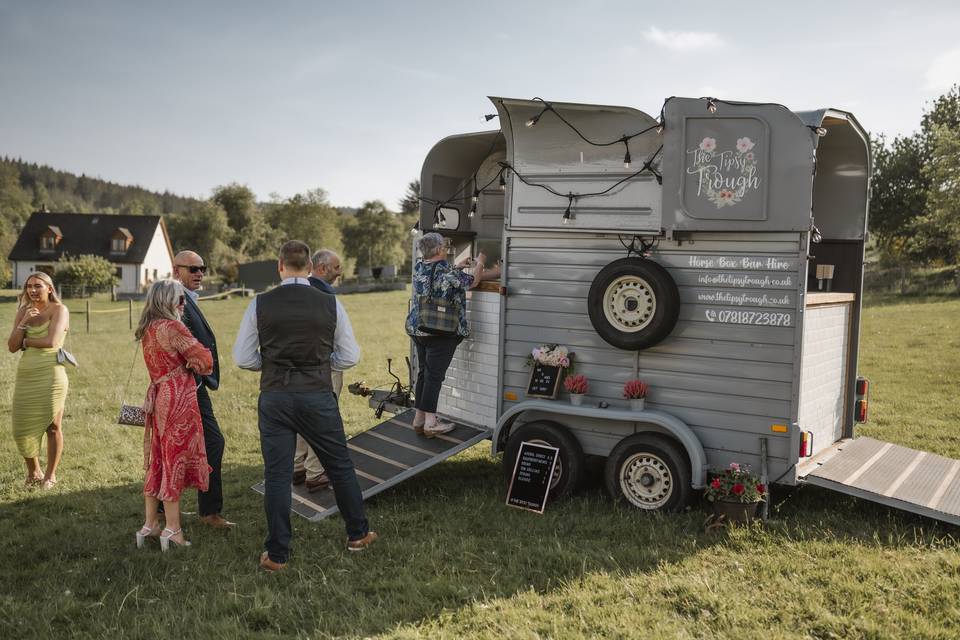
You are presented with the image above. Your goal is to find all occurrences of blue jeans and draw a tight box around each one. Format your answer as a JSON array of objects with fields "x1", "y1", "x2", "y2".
[
  {"x1": 413, "y1": 335, "x2": 462, "y2": 413},
  {"x1": 258, "y1": 390, "x2": 369, "y2": 563}
]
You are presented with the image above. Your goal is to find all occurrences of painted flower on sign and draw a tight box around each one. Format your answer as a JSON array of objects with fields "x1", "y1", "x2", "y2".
[
  {"x1": 699, "y1": 137, "x2": 717, "y2": 152},
  {"x1": 736, "y1": 136, "x2": 755, "y2": 153}
]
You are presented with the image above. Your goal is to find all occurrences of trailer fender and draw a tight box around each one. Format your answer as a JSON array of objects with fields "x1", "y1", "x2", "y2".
[{"x1": 492, "y1": 399, "x2": 707, "y2": 488}]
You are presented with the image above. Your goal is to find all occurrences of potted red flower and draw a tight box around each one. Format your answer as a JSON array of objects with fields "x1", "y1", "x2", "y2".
[
  {"x1": 703, "y1": 462, "x2": 766, "y2": 523},
  {"x1": 563, "y1": 374, "x2": 588, "y2": 406},
  {"x1": 623, "y1": 379, "x2": 648, "y2": 411}
]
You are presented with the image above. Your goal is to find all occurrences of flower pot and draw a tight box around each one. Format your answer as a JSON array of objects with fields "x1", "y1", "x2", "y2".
[
  {"x1": 713, "y1": 500, "x2": 759, "y2": 524},
  {"x1": 569, "y1": 393, "x2": 584, "y2": 406},
  {"x1": 629, "y1": 398, "x2": 645, "y2": 411}
]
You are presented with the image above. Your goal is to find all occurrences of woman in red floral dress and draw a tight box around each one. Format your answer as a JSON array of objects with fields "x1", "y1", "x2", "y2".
[{"x1": 134, "y1": 279, "x2": 213, "y2": 551}]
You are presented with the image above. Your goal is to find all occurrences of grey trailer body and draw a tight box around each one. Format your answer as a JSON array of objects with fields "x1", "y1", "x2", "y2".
[{"x1": 411, "y1": 95, "x2": 960, "y2": 524}]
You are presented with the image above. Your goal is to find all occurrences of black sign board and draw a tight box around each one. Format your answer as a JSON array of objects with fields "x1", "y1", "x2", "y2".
[
  {"x1": 506, "y1": 441, "x2": 559, "y2": 514},
  {"x1": 527, "y1": 363, "x2": 562, "y2": 399}
]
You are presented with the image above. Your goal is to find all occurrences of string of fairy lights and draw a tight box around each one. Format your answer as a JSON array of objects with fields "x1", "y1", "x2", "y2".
[{"x1": 415, "y1": 95, "x2": 826, "y2": 232}]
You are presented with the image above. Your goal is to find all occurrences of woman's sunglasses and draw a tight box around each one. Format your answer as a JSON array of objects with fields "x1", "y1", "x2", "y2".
[
  {"x1": 178, "y1": 295, "x2": 186, "y2": 306},
  {"x1": 176, "y1": 264, "x2": 207, "y2": 274}
]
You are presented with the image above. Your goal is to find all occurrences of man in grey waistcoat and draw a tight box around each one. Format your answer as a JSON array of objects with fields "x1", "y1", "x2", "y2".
[{"x1": 233, "y1": 240, "x2": 377, "y2": 571}]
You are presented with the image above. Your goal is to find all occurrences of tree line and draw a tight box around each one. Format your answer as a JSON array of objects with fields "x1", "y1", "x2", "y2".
[
  {"x1": 870, "y1": 84, "x2": 960, "y2": 267},
  {"x1": 0, "y1": 154, "x2": 422, "y2": 284}
]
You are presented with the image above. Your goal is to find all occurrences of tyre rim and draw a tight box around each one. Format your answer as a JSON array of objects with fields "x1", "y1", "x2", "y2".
[
  {"x1": 528, "y1": 438, "x2": 562, "y2": 490},
  {"x1": 602, "y1": 276, "x2": 656, "y2": 333},
  {"x1": 619, "y1": 452, "x2": 673, "y2": 509}
]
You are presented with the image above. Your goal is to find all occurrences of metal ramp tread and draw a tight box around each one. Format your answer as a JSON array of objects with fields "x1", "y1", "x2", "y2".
[
  {"x1": 252, "y1": 409, "x2": 491, "y2": 521},
  {"x1": 802, "y1": 437, "x2": 960, "y2": 526}
]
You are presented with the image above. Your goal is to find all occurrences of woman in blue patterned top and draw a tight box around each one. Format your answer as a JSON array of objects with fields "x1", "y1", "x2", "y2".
[{"x1": 405, "y1": 232, "x2": 473, "y2": 437}]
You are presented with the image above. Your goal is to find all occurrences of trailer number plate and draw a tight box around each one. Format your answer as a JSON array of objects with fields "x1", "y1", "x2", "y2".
[{"x1": 705, "y1": 309, "x2": 792, "y2": 327}]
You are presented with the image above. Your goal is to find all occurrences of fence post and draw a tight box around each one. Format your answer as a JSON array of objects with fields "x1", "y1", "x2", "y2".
[
  {"x1": 128, "y1": 299, "x2": 133, "y2": 330},
  {"x1": 85, "y1": 300, "x2": 90, "y2": 333}
]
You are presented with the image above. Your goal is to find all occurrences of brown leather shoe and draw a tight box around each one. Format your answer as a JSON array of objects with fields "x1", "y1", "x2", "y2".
[
  {"x1": 259, "y1": 551, "x2": 286, "y2": 572},
  {"x1": 199, "y1": 514, "x2": 236, "y2": 529},
  {"x1": 305, "y1": 473, "x2": 331, "y2": 493},
  {"x1": 346, "y1": 531, "x2": 378, "y2": 552},
  {"x1": 293, "y1": 469, "x2": 306, "y2": 485}
]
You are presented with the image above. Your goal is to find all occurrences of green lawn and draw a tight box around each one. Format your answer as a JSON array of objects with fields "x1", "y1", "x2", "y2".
[{"x1": 0, "y1": 291, "x2": 958, "y2": 639}]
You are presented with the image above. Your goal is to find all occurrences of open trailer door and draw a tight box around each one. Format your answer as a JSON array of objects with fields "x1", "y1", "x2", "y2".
[{"x1": 801, "y1": 438, "x2": 960, "y2": 526}]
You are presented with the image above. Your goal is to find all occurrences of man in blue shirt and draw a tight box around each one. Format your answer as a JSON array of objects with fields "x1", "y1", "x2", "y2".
[{"x1": 233, "y1": 241, "x2": 376, "y2": 571}]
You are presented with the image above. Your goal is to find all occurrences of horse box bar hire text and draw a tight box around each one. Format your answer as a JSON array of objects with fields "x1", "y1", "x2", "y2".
[{"x1": 334, "y1": 95, "x2": 960, "y2": 526}]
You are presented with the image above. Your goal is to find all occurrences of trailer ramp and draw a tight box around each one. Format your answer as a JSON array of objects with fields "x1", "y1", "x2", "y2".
[
  {"x1": 802, "y1": 437, "x2": 960, "y2": 526},
  {"x1": 252, "y1": 410, "x2": 491, "y2": 521}
]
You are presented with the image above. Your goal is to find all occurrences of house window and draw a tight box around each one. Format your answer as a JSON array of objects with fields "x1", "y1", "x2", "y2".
[
  {"x1": 41, "y1": 235, "x2": 57, "y2": 250},
  {"x1": 111, "y1": 238, "x2": 127, "y2": 252},
  {"x1": 115, "y1": 267, "x2": 123, "y2": 280},
  {"x1": 152, "y1": 269, "x2": 158, "y2": 280}
]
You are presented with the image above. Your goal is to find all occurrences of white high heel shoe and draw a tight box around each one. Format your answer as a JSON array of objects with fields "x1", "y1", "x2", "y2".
[
  {"x1": 135, "y1": 524, "x2": 161, "y2": 548},
  {"x1": 159, "y1": 527, "x2": 191, "y2": 552}
]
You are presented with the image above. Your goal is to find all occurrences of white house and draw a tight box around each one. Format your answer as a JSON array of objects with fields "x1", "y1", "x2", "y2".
[{"x1": 8, "y1": 212, "x2": 174, "y2": 294}]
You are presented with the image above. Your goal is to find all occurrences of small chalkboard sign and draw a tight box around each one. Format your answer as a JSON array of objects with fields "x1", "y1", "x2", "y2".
[
  {"x1": 506, "y1": 441, "x2": 559, "y2": 514},
  {"x1": 527, "y1": 363, "x2": 562, "y2": 399}
]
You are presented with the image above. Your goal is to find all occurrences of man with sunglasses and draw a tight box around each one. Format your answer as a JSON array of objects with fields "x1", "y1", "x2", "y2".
[{"x1": 173, "y1": 250, "x2": 234, "y2": 529}]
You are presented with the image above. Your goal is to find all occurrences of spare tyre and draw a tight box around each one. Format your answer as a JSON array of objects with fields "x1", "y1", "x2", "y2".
[{"x1": 587, "y1": 257, "x2": 679, "y2": 350}]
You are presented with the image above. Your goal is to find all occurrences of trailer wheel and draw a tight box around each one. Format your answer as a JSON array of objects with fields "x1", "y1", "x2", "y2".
[
  {"x1": 587, "y1": 258, "x2": 679, "y2": 350},
  {"x1": 503, "y1": 422, "x2": 585, "y2": 500},
  {"x1": 605, "y1": 434, "x2": 692, "y2": 512}
]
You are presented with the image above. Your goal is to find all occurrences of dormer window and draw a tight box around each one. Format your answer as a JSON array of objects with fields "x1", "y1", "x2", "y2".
[
  {"x1": 111, "y1": 227, "x2": 134, "y2": 253},
  {"x1": 39, "y1": 225, "x2": 62, "y2": 251}
]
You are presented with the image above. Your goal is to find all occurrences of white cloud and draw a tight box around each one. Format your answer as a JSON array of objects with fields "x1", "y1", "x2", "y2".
[
  {"x1": 925, "y1": 48, "x2": 960, "y2": 92},
  {"x1": 642, "y1": 26, "x2": 725, "y2": 52}
]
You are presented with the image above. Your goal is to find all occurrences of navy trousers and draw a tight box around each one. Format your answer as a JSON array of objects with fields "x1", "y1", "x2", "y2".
[
  {"x1": 413, "y1": 335, "x2": 462, "y2": 413},
  {"x1": 196, "y1": 385, "x2": 224, "y2": 517},
  {"x1": 258, "y1": 389, "x2": 369, "y2": 563}
]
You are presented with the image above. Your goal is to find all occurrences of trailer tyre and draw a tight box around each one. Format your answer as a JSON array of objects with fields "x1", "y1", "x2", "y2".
[
  {"x1": 503, "y1": 422, "x2": 585, "y2": 500},
  {"x1": 605, "y1": 434, "x2": 692, "y2": 512},
  {"x1": 588, "y1": 258, "x2": 679, "y2": 350}
]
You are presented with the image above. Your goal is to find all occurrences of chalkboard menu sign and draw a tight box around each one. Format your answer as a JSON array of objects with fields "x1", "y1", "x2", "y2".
[
  {"x1": 506, "y1": 441, "x2": 560, "y2": 514},
  {"x1": 527, "y1": 363, "x2": 562, "y2": 399}
]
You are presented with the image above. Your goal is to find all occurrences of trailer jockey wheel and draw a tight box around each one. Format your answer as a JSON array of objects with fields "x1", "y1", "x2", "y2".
[
  {"x1": 605, "y1": 434, "x2": 692, "y2": 512},
  {"x1": 588, "y1": 258, "x2": 680, "y2": 350},
  {"x1": 503, "y1": 421, "x2": 585, "y2": 500}
]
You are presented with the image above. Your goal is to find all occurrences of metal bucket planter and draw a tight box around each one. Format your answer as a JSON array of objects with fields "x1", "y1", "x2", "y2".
[
  {"x1": 713, "y1": 500, "x2": 760, "y2": 524},
  {"x1": 569, "y1": 393, "x2": 585, "y2": 406},
  {"x1": 629, "y1": 398, "x2": 645, "y2": 411}
]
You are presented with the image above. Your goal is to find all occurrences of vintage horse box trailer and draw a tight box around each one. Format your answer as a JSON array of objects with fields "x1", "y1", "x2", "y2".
[{"x1": 402, "y1": 95, "x2": 960, "y2": 524}]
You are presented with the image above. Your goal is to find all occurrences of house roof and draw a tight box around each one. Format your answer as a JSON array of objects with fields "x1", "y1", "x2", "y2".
[{"x1": 8, "y1": 212, "x2": 170, "y2": 264}]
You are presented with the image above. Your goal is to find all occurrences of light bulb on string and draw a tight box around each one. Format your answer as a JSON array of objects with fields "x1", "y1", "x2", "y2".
[
  {"x1": 656, "y1": 121, "x2": 664, "y2": 135},
  {"x1": 622, "y1": 138, "x2": 631, "y2": 170},
  {"x1": 498, "y1": 171, "x2": 506, "y2": 190},
  {"x1": 411, "y1": 220, "x2": 421, "y2": 236},
  {"x1": 815, "y1": 127, "x2": 827, "y2": 137},
  {"x1": 525, "y1": 114, "x2": 540, "y2": 128},
  {"x1": 562, "y1": 195, "x2": 575, "y2": 225},
  {"x1": 471, "y1": 189, "x2": 479, "y2": 204},
  {"x1": 707, "y1": 98, "x2": 718, "y2": 114},
  {"x1": 468, "y1": 202, "x2": 476, "y2": 218}
]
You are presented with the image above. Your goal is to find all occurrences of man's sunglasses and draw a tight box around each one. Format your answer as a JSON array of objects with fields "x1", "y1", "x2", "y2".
[{"x1": 176, "y1": 264, "x2": 207, "y2": 274}]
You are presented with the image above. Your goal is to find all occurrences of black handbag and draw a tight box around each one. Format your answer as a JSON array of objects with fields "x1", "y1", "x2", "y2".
[{"x1": 416, "y1": 262, "x2": 459, "y2": 336}]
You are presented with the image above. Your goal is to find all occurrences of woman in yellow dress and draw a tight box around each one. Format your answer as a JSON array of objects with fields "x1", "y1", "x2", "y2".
[{"x1": 6, "y1": 272, "x2": 70, "y2": 489}]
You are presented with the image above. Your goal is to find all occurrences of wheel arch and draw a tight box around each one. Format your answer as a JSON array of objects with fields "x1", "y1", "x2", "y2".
[{"x1": 492, "y1": 399, "x2": 707, "y2": 488}]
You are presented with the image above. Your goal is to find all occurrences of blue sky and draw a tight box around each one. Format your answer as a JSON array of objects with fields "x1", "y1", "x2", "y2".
[{"x1": 1, "y1": 1, "x2": 957, "y2": 208}]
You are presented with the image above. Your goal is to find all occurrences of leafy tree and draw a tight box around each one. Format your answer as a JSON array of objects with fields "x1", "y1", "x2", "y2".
[
  {"x1": 869, "y1": 134, "x2": 927, "y2": 253},
  {"x1": 399, "y1": 179, "x2": 421, "y2": 214},
  {"x1": 166, "y1": 201, "x2": 233, "y2": 272},
  {"x1": 212, "y1": 183, "x2": 257, "y2": 241},
  {"x1": 265, "y1": 188, "x2": 343, "y2": 258},
  {"x1": 54, "y1": 254, "x2": 119, "y2": 293},
  {"x1": 907, "y1": 125, "x2": 960, "y2": 265},
  {"x1": 920, "y1": 84, "x2": 960, "y2": 158},
  {"x1": 342, "y1": 200, "x2": 405, "y2": 268},
  {"x1": 0, "y1": 163, "x2": 32, "y2": 224}
]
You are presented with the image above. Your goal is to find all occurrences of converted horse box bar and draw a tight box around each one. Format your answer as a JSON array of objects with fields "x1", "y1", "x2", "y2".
[{"x1": 346, "y1": 95, "x2": 959, "y2": 525}]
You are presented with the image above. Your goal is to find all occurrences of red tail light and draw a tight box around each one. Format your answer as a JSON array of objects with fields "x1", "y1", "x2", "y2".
[
  {"x1": 855, "y1": 376, "x2": 870, "y2": 423},
  {"x1": 856, "y1": 378, "x2": 869, "y2": 396},
  {"x1": 800, "y1": 431, "x2": 814, "y2": 457}
]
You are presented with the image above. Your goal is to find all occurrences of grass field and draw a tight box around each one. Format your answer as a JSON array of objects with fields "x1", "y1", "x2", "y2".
[{"x1": 0, "y1": 290, "x2": 958, "y2": 639}]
